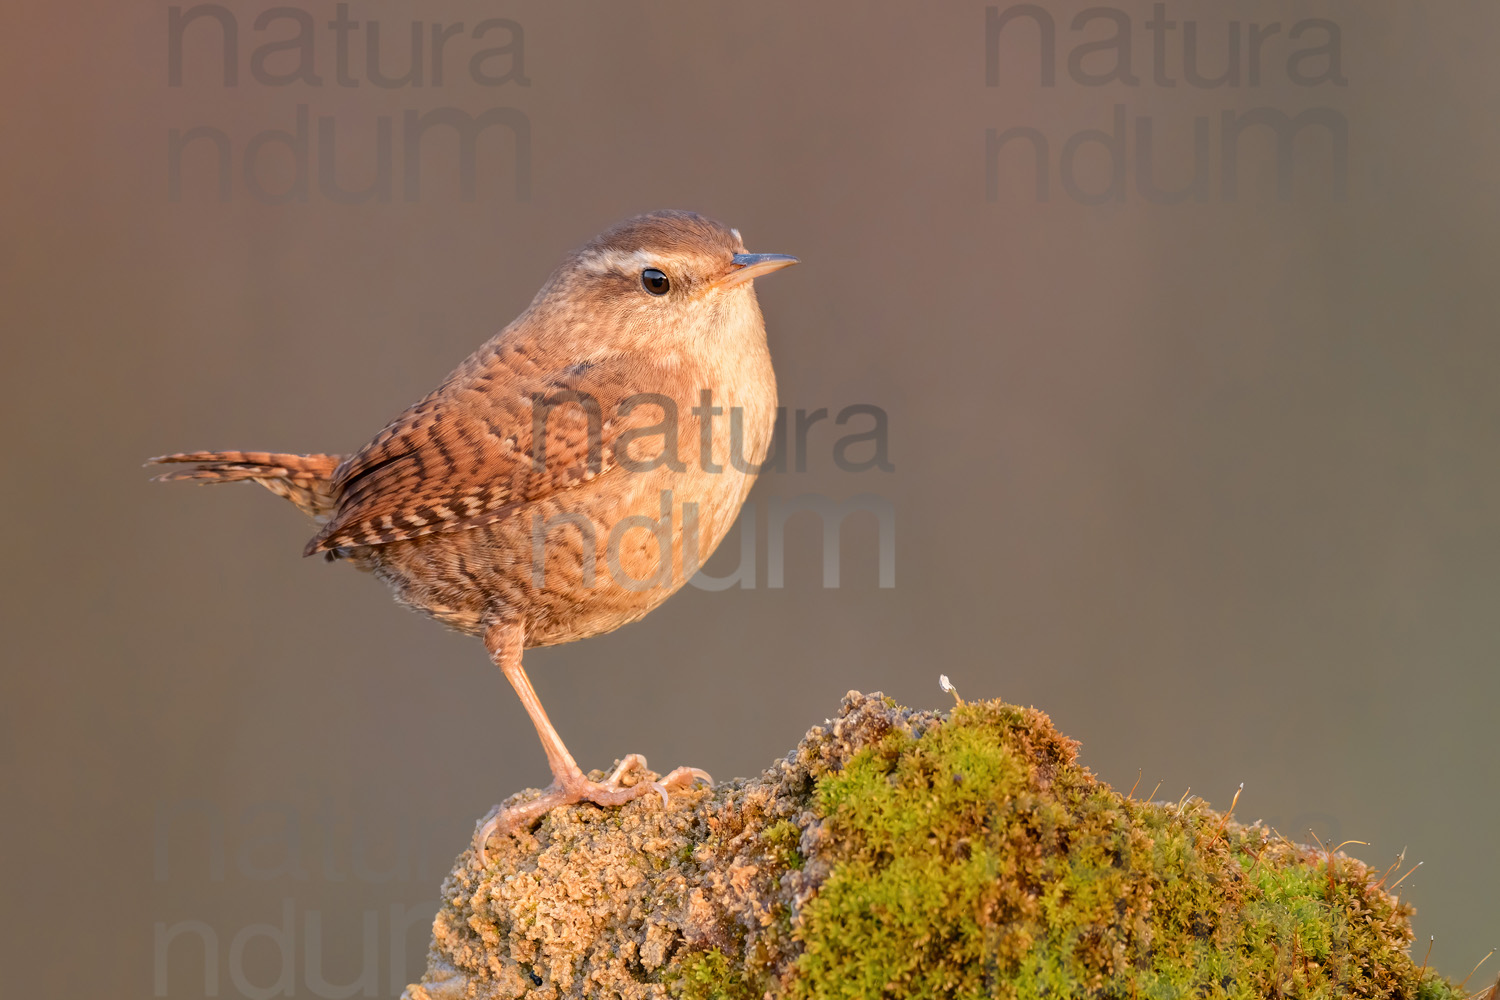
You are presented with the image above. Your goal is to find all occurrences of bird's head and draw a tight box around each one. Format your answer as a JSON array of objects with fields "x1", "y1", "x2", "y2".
[{"x1": 532, "y1": 210, "x2": 798, "y2": 358}]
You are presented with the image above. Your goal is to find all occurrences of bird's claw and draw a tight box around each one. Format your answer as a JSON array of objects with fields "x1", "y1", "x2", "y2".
[
  {"x1": 660, "y1": 766, "x2": 714, "y2": 791},
  {"x1": 472, "y1": 760, "x2": 714, "y2": 866},
  {"x1": 643, "y1": 767, "x2": 714, "y2": 809},
  {"x1": 600, "y1": 752, "x2": 652, "y2": 789}
]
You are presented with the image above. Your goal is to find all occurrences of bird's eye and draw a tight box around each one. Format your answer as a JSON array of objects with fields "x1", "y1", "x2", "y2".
[{"x1": 641, "y1": 269, "x2": 670, "y2": 296}]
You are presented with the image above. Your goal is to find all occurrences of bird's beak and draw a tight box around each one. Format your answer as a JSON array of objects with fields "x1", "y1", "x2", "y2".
[{"x1": 718, "y1": 253, "x2": 799, "y2": 289}]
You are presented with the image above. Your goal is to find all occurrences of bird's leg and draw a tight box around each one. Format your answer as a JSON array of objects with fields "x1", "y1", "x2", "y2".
[{"x1": 473, "y1": 622, "x2": 711, "y2": 862}]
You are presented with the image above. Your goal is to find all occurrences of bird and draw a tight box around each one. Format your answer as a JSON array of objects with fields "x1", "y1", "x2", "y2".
[{"x1": 150, "y1": 210, "x2": 797, "y2": 860}]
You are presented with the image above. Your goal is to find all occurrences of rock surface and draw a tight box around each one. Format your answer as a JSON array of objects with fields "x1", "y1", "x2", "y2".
[{"x1": 403, "y1": 692, "x2": 1457, "y2": 999}]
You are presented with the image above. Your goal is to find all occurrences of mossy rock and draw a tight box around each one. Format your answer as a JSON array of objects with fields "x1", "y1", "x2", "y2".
[{"x1": 404, "y1": 693, "x2": 1457, "y2": 1000}]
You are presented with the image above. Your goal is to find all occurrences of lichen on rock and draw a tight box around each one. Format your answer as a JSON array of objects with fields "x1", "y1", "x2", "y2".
[{"x1": 403, "y1": 692, "x2": 1460, "y2": 1000}]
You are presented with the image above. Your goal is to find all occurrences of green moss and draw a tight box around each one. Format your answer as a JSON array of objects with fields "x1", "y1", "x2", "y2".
[
  {"x1": 672, "y1": 949, "x2": 766, "y2": 1000},
  {"x1": 787, "y1": 700, "x2": 1457, "y2": 1000},
  {"x1": 414, "y1": 691, "x2": 1457, "y2": 1000},
  {"x1": 764, "y1": 819, "x2": 806, "y2": 869}
]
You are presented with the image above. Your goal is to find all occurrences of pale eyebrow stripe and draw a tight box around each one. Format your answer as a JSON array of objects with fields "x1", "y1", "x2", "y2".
[{"x1": 577, "y1": 248, "x2": 656, "y2": 275}]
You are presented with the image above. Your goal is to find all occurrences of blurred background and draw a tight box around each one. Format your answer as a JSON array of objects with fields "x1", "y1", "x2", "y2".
[{"x1": 3, "y1": 1, "x2": 1497, "y2": 994}]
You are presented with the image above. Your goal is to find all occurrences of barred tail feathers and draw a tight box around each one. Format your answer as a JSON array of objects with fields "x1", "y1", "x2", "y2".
[{"x1": 148, "y1": 451, "x2": 342, "y2": 519}]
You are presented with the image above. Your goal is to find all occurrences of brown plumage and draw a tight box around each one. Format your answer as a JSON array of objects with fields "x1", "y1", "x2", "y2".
[
  {"x1": 151, "y1": 451, "x2": 342, "y2": 518},
  {"x1": 150, "y1": 211, "x2": 798, "y2": 857}
]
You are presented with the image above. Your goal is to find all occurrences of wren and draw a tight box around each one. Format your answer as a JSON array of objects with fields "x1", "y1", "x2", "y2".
[{"x1": 151, "y1": 211, "x2": 797, "y2": 859}]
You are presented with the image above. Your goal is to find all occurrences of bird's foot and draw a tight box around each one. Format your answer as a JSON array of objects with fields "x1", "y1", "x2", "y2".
[{"x1": 473, "y1": 756, "x2": 711, "y2": 864}]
